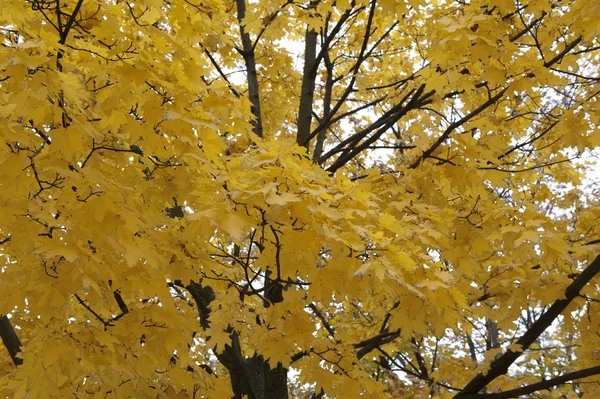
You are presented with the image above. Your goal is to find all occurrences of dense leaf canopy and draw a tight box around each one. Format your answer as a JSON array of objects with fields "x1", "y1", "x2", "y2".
[{"x1": 1, "y1": 0, "x2": 600, "y2": 398}]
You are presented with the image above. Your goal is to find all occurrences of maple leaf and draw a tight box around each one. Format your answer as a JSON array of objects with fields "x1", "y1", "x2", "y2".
[{"x1": 0, "y1": 0, "x2": 599, "y2": 398}]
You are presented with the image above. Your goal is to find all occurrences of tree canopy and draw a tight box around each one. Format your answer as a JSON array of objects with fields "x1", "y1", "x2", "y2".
[{"x1": 1, "y1": 0, "x2": 600, "y2": 398}]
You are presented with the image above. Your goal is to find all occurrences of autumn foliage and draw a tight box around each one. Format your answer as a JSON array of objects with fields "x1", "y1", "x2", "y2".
[{"x1": 1, "y1": 0, "x2": 600, "y2": 398}]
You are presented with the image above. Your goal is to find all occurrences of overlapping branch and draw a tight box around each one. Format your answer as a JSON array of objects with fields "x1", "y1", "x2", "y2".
[
  {"x1": 460, "y1": 365, "x2": 600, "y2": 399},
  {"x1": 456, "y1": 255, "x2": 600, "y2": 397}
]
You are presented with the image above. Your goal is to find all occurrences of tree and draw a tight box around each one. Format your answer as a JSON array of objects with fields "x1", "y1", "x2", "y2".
[{"x1": 0, "y1": 0, "x2": 599, "y2": 397}]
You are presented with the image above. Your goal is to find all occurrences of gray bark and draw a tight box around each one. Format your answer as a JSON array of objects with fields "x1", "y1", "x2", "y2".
[
  {"x1": 236, "y1": 0, "x2": 263, "y2": 138},
  {"x1": 186, "y1": 280, "x2": 288, "y2": 398},
  {"x1": 313, "y1": 49, "x2": 333, "y2": 161},
  {"x1": 296, "y1": 26, "x2": 318, "y2": 150}
]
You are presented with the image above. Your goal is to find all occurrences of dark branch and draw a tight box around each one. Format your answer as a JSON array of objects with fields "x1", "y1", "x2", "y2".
[
  {"x1": 308, "y1": 303, "x2": 336, "y2": 339},
  {"x1": 456, "y1": 255, "x2": 600, "y2": 397},
  {"x1": 543, "y1": 36, "x2": 582, "y2": 68},
  {"x1": 204, "y1": 49, "x2": 240, "y2": 98},
  {"x1": 235, "y1": 0, "x2": 263, "y2": 138},
  {"x1": 81, "y1": 140, "x2": 143, "y2": 168},
  {"x1": 296, "y1": 6, "x2": 319, "y2": 148},
  {"x1": 0, "y1": 315, "x2": 23, "y2": 366},
  {"x1": 410, "y1": 87, "x2": 508, "y2": 169},
  {"x1": 59, "y1": 0, "x2": 85, "y2": 44},
  {"x1": 354, "y1": 330, "x2": 400, "y2": 359},
  {"x1": 74, "y1": 293, "x2": 113, "y2": 328},
  {"x1": 460, "y1": 365, "x2": 600, "y2": 399}
]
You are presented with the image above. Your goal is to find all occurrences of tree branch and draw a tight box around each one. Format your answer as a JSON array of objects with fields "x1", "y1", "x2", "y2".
[
  {"x1": 236, "y1": 0, "x2": 263, "y2": 138},
  {"x1": 543, "y1": 36, "x2": 582, "y2": 68},
  {"x1": 0, "y1": 315, "x2": 23, "y2": 366},
  {"x1": 354, "y1": 329, "x2": 401, "y2": 359},
  {"x1": 59, "y1": 0, "x2": 85, "y2": 44},
  {"x1": 203, "y1": 49, "x2": 240, "y2": 98},
  {"x1": 456, "y1": 255, "x2": 600, "y2": 397},
  {"x1": 410, "y1": 87, "x2": 508, "y2": 169},
  {"x1": 308, "y1": 303, "x2": 336, "y2": 339},
  {"x1": 327, "y1": 85, "x2": 430, "y2": 173},
  {"x1": 296, "y1": 3, "x2": 319, "y2": 149},
  {"x1": 74, "y1": 293, "x2": 114, "y2": 328},
  {"x1": 460, "y1": 365, "x2": 600, "y2": 399}
]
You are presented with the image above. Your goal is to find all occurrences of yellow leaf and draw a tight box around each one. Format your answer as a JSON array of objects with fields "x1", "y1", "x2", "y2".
[
  {"x1": 265, "y1": 192, "x2": 302, "y2": 206},
  {"x1": 515, "y1": 231, "x2": 541, "y2": 247},
  {"x1": 352, "y1": 261, "x2": 372, "y2": 277},
  {"x1": 221, "y1": 213, "x2": 249, "y2": 240}
]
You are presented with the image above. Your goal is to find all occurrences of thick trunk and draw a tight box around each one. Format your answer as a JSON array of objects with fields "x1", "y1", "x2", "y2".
[
  {"x1": 218, "y1": 339, "x2": 288, "y2": 399},
  {"x1": 187, "y1": 281, "x2": 289, "y2": 398}
]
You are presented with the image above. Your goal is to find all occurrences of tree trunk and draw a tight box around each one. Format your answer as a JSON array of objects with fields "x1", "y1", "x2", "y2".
[{"x1": 186, "y1": 281, "x2": 289, "y2": 398}]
